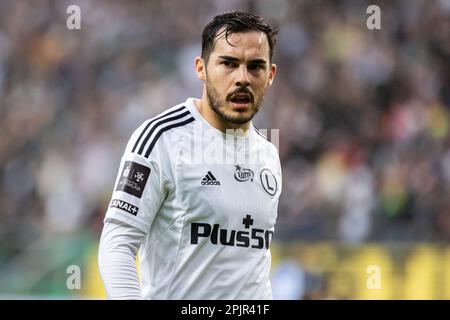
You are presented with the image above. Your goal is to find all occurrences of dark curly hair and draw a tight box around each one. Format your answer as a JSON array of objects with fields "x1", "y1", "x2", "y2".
[{"x1": 201, "y1": 11, "x2": 278, "y2": 63}]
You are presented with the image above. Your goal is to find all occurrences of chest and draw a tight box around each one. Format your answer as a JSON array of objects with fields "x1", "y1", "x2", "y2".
[{"x1": 175, "y1": 160, "x2": 280, "y2": 231}]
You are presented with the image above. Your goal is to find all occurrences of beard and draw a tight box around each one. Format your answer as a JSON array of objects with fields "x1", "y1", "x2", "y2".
[{"x1": 205, "y1": 76, "x2": 265, "y2": 125}]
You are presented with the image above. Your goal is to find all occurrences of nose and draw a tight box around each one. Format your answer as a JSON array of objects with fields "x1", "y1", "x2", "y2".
[{"x1": 235, "y1": 65, "x2": 250, "y2": 87}]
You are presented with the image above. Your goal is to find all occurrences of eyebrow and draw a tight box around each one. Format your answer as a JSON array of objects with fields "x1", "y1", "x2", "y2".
[{"x1": 218, "y1": 55, "x2": 267, "y2": 65}]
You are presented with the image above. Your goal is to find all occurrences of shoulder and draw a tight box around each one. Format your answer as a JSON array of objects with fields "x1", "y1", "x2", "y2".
[
  {"x1": 252, "y1": 125, "x2": 281, "y2": 173},
  {"x1": 253, "y1": 125, "x2": 279, "y2": 154},
  {"x1": 125, "y1": 103, "x2": 196, "y2": 158}
]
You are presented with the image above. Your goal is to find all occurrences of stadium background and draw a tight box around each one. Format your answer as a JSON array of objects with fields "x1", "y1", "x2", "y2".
[{"x1": 0, "y1": 0, "x2": 449, "y2": 299}]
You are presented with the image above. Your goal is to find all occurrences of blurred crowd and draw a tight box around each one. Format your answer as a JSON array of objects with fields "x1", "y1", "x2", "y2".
[{"x1": 1, "y1": 0, "x2": 450, "y2": 271}]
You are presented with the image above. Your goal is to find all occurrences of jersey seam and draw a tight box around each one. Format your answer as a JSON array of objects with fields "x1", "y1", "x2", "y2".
[
  {"x1": 160, "y1": 128, "x2": 191, "y2": 298},
  {"x1": 164, "y1": 215, "x2": 186, "y2": 299}
]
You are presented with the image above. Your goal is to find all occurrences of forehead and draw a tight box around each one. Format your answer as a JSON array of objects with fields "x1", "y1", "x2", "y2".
[{"x1": 211, "y1": 30, "x2": 270, "y2": 60}]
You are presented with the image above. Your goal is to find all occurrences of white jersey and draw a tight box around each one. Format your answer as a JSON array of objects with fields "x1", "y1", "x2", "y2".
[{"x1": 104, "y1": 97, "x2": 282, "y2": 299}]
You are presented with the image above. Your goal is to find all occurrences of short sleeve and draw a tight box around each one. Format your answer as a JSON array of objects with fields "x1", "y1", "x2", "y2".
[{"x1": 104, "y1": 121, "x2": 169, "y2": 234}]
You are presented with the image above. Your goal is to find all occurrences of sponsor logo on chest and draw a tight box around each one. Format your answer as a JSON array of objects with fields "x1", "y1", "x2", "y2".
[
  {"x1": 234, "y1": 164, "x2": 254, "y2": 182},
  {"x1": 190, "y1": 215, "x2": 273, "y2": 249}
]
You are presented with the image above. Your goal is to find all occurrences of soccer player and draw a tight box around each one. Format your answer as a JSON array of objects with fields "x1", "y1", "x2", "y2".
[{"x1": 98, "y1": 11, "x2": 282, "y2": 299}]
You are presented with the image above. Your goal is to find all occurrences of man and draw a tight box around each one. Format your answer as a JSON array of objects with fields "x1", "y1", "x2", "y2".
[{"x1": 98, "y1": 11, "x2": 282, "y2": 299}]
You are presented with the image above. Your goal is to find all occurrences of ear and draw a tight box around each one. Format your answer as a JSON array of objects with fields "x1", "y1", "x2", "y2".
[
  {"x1": 195, "y1": 56, "x2": 206, "y2": 82},
  {"x1": 267, "y1": 63, "x2": 277, "y2": 87}
]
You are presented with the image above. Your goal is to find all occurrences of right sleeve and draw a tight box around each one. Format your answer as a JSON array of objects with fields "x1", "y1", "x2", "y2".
[
  {"x1": 98, "y1": 220, "x2": 145, "y2": 299},
  {"x1": 104, "y1": 121, "x2": 170, "y2": 234}
]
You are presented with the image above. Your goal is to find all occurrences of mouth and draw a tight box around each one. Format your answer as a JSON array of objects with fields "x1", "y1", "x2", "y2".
[{"x1": 229, "y1": 93, "x2": 252, "y2": 109}]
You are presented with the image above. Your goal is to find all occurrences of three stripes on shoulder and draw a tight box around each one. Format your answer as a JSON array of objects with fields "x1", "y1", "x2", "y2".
[{"x1": 132, "y1": 106, "x2": 195, "y2": 158}]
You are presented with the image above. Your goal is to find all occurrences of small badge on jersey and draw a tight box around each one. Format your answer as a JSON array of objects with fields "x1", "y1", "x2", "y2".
[
  {"x1": 115, "y1": 161, "x2": 151, "y2": 198},
  {"x1": 234, "y1": 164, "x2": 254, "y2": 182},
  {"x1": 260, "y1": 168, "x2": 277, "y2": 196},
  {"x1": 110, "y1": 199, "x2": 139, "y2": 216}
]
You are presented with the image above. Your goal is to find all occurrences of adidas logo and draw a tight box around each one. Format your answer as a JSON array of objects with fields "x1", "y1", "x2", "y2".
[{"x1": 201, "y1": 171, "x2": 221, "y2": 185}]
